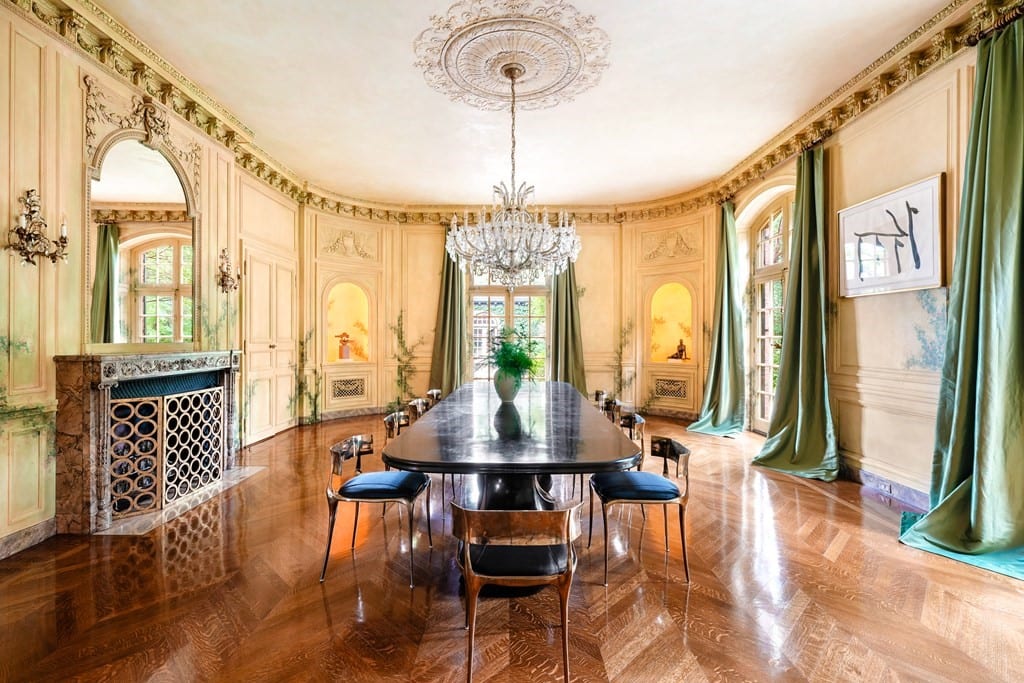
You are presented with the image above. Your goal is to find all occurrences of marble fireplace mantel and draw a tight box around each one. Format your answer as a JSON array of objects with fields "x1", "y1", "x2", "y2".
[{"x1": 54, "y1": 350, "x2": 241, "y2": 534}]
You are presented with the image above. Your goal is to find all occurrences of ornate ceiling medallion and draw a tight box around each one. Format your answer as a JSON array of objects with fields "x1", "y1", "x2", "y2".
[{"x1": 414, "y1": 0, "x2": 610, "y2": 111}]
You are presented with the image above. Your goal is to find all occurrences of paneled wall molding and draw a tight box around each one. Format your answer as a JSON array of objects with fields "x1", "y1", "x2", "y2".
[
  {"x1": 831, "y1": 386, "x2": 941, "y2": 418},
  {"x1": 5, "y1": 0, "x2": 1021, "y2": 224}
]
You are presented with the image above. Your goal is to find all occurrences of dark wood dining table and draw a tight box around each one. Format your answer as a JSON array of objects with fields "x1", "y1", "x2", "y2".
[{"x1": 382, "y1": 380, "x2": 641, "y2": 509}]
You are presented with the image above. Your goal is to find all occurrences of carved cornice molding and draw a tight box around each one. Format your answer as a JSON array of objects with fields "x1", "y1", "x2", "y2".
[
  {"x1": 93, "y1": 350, "x2": 240, "y2": 386},
  {"x1": 6, "y1": 0, "x2": 1022, "y2": 225},
  {"x1": 91, "y1": 208, "x2": 189, "y2": 223}
]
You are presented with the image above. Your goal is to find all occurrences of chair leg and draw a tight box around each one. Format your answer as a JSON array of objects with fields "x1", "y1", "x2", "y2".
[
  {"x1": 407, "y1": 501, "x2": 415, "y2": 588},
  {"x1": 558, "y1": 579, "x2": 571, "y2": 683},
  {"x1": 350, "y1": 501, "x2": 361, "y2": 548},
  {"x1": 320, "y1": 499, "x2": 339, "y2": 582},
  {"x1": 663, "y1": 503, "x2": 669, "y2": 550},
  {"x1": 587, "y1": 485, "x2": 595, "y2": 548},
  {"x1": 679, "y1": 504, "x2": 690, "y2": 583},
  {"x1": 675, "y1": 458, "x2": 680, "y2": 478},
  {"x1": 425, "y1": 481, "x2": 433, "y2": 547},
  {"x1": 466, "y1": 579, "x2": 480, "y2": 683},
  {"x1": 601, "y1": 502, "x2": 610, "y2": 587}
]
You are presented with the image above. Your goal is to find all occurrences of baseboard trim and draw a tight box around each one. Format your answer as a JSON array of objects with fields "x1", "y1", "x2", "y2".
[
  {"x1": 841, "y1": 462, "x2": 929, "y2": 512},
  {"x1": 0, "y1": 518, "x2": 56, "y2": 560}
]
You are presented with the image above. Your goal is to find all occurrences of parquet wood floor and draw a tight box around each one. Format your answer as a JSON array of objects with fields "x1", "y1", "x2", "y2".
[{"x1": 2, "y1": 415, "x2": 1023, "y2": 682}]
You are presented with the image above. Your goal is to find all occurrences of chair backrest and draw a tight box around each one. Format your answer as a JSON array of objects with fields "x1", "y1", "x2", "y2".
[
  {"x1": 450, "y1": 504, "x2": 582, "y2": 547},
  {"x1": 383, "y1": 410, "x2": 409, "y2": 437},
  {"x1": 427, "y1": 388, "x2": 442, "y2": 405},
  {"x1": 650, "y1": 436, "x2": 691, "y2": 496},
  {"x1": 408, "y1": 398, "x2": 429, "y2": 419},
  {"x1": 328, "y1": 434, "x2": 373, "y2": 476}
]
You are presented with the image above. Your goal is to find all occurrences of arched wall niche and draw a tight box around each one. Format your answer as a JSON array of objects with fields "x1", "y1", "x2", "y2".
[
  {"x1": 646, "y1": 279, "x2": 697, "y2": 364},
  {"x1": 323, "y1": 280, "x2": 372, "y2": 363}
]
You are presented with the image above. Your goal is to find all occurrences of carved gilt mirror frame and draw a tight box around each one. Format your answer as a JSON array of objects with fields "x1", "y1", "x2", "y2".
[{"x1": 83, "y1": 73, "x2": 203, "y2": 352}]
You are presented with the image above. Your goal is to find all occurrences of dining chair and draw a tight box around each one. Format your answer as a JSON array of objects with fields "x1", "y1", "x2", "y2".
[
  {"x1": 648, "y1": 435, "x2": 689, "y2": 477},
  {"x1": 407, "y1": 398, "x2": 430, "y2": 423},
  {"x1": 332, "y1": 432, "x2": 374, "y2": 473},
  {"x1": 383, "y1": 410, "x2": 410, "y2": 441},
  {"x1": 427, "y1": 388, "x2": 442, "y2": 407},
  {"x1": 320, "y1": 435, "x2": 432, "y2": 587},
  {"x1": 451, "y1": 503, "x2": 581, "y2": 683},
  {"x1": 587, "y1": 441, "x2": 690, "y2": 586},
  {"x1": 620, "y1": 412, "x2": 646, "y2": 469}
]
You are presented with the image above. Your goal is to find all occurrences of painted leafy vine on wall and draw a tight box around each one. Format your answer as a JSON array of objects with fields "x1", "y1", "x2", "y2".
[
  {"x1": 387, "y1": 311, "x2": 424, "y2": 414},
  {"x1": 904, "y1": 288, "x2": 947, "y2": 371}
]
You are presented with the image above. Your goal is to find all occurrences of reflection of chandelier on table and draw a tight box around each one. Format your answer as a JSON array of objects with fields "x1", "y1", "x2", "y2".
[{"x1": 445, "y1": 63, "x2": 581, "y2": 290}]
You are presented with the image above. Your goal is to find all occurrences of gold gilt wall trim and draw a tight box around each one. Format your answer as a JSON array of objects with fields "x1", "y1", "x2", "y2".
[
  {"x1": 92, "y1": 209, "x2": 189, "y2": 224},
  {"x1": 5, "y1": 0, "x2": 1023, "y2": 225}
]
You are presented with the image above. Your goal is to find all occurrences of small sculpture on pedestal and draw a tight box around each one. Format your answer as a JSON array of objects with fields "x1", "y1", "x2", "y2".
[
  {"x1": 336, "y1": 332, "x2": 352, "y2": 360},
  {"x1": 667, "y1": 338, "x2": 687, "y2": 361}
]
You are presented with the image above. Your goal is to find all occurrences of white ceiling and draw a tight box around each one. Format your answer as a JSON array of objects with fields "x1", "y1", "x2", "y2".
[{"x1": 95, "y1": 0, "x2": 951, "y2": 207}]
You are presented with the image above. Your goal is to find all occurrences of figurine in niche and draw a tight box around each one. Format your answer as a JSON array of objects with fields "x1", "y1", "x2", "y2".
[
  {"x1": 336, "y1": 332, "x2": 352, "y2": 360},
  {"x1": 667, "y1": 338, "x2": 688, "y2": 361}
]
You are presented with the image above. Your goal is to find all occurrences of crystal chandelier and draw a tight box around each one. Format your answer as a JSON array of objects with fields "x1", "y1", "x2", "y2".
[{"x1": 445, "y1": 63, "x2": 581, "y2": 290}]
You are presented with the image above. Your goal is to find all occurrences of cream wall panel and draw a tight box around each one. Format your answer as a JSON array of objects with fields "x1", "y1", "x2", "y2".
[
  {"x1": 836, "y1": 398, "x2": 934, "y2": 492},
  {"x1": 238, "y1": 174, "x2": 297, "y2": 251},
  {"x1": 576, "y1": 225, "x2": 621, "y2": 359},
  {"x1": 400, "y1": 226, "x2": 445, "y2": 357},
  {"x1": 54, "y1": 58, "x2": 84, "y2": 358},
  {"x1": 1, "y1": 418, "x2": 54, "y2": 535}
]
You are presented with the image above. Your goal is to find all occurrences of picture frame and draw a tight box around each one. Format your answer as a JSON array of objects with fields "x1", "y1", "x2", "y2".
[{"x1": 838, "y1": 173, "x2": 944, "y2": 297}]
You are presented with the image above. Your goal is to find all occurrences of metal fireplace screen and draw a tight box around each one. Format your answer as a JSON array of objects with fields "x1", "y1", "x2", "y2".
[{"x1": 108, "y1": 386, "x2": 224, "y2": 518}]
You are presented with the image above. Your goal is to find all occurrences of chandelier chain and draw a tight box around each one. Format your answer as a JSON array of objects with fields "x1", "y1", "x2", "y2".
[{"x1": 510, "y1": 70, "x2": 516, "y2": 193}]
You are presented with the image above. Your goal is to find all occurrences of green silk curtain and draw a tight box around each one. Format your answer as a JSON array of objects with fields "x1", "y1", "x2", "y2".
[
  {"x1": 752, "y1": 147, "x2": 838, "y2": 481},
  {"x1": 900, "y1": 21, "x2": 1024, "y2": 579},
  {"x1": 89, "y1": 223, "x2": 119, "y2": 343},
  {"x1": 429, "y1": 247, "x2": 468, "y2": 396},
  {"x1": 550, "y1": 262, "x2": 587, "y2": 395},
  {"x1": 689, "y1": 200, "x2": 745, "y2": 436}
]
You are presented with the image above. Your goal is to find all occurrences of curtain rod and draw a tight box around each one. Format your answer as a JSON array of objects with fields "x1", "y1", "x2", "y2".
[{"x1": 968, "y1": 6, "x2": 1024, "y2": 45}]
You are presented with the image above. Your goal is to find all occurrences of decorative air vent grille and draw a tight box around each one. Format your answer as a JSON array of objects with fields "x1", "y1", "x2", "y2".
[
  {"x1": 654, "y1": 378, "x2": 688, "y2": 399},
  {"x1": 332, "y1": 378, "x2": 366, "y2": 399}
]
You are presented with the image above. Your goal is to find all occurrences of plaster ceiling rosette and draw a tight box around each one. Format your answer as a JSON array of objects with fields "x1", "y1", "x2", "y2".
[{"x1": 414, "y1": 0, "x2": 611, "y2": 110}]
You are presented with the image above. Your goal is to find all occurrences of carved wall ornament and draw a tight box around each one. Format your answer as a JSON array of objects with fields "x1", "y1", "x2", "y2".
[
  {"x1": 91, "y1": 209, "x2": 189, "y2": 224},
  {"x1": 321, "y1": 227, "x2": 374, "y2": 259},
  {"x1": 414, "y1": 0, "x2": 610, "y2": 111},
  {"x1": 642, "y1": 226, "x2": 702, "y2": 262}
]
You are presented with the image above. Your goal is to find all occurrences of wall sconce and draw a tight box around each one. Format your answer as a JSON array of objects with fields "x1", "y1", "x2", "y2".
[
  {"x1": 217, "y1": 248, "x2": 240, "y2": 293},
  {"x1": 6, "y1": 189, "x2": 68, "y2": 265}
]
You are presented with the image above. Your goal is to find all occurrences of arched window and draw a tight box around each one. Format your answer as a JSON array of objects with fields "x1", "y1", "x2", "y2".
[
  {"x1": 128, "y1": 238, "x2": 193, "y2": 343},
  {"x1": 750, "y1": 196, "x2": 793, "y2": 433}
]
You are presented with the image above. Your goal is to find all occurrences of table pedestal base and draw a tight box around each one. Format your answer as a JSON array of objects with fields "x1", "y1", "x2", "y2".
[{"x1": 476, "y1": 474, "x2": 555, "y2": 510}]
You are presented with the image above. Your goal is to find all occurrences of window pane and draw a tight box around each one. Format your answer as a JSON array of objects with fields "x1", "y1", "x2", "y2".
[
  {"x1": 140, "y1": 246, "x2": 174, "y2": 285},
  {"x1": 181, "y1": 297, "x2": 193, "y2": 341},
  {"x1": 181, "y1": 245, "x2": 193, "y2": 285}
]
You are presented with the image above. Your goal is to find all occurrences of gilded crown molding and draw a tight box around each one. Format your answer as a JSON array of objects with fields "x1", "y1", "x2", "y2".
[
  {"x1": 91, "y1": 208, "x2": 189, "y2": 224},
  {"x1": 414, "y1": 0, "x2": 610, "y2": 111},
  {"x1": 5, "y1": 0, "x2": 1023, "y2": 226}
]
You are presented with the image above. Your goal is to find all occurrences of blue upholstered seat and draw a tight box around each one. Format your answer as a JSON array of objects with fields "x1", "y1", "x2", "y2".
[
  {"x1": 339, "y1": 470, "x2": 429, "y2": 499},
  {"x1": 589, "y1": 471, "x2": 680, "y2": 501}
]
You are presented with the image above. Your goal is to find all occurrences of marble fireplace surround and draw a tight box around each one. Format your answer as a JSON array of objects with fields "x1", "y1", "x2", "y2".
[{"x1": 54, "y1": 351, "x2": 240, "y2": 534}]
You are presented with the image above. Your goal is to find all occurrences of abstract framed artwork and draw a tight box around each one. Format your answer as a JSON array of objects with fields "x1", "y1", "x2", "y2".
[{"x1": 838, "y1": 173, "x2": 945, "y2": 297}]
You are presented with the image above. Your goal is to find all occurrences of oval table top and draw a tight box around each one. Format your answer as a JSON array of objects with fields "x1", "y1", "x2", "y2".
[{"x1": 382, "y1": 380, "x2": 641, "y2": 475}]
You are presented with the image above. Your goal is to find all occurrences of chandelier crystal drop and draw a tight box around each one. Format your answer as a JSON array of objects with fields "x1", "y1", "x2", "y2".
[{"x1": 445, "y1": 63, "x2": 581, "y2": 290}]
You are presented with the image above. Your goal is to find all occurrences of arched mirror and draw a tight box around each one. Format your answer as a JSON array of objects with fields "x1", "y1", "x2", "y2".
[{"x1": 89, "y1": 139, "x2": 195, "y2": 347}]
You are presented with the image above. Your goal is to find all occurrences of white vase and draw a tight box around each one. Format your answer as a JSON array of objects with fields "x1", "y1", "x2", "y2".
[{"x1": 493, "y1": 369, "x2": 522, "y2": 402}]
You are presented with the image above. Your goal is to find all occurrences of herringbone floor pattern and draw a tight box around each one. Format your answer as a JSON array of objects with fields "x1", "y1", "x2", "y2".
[{"x1": 2, "y1": 415, "x2": 1022, "y2": 682}]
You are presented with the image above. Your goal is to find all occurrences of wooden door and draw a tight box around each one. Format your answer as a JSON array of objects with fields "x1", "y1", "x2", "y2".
[{"x1": 242, "y1": 246, "x2": 296, "y2": 443}]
